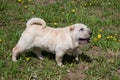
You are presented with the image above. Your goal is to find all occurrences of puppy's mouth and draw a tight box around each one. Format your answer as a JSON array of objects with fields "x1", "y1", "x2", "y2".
[{"x1": 78, "y1": 38, "x2": 90, "y2": 44}]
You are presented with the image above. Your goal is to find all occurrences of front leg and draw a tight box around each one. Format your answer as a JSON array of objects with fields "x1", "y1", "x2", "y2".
[
  {"x1": 32, "y1": 47, "x2": 44, "y2": 60},
  {"x1": 73, "y1": 48, "x2": 79, "y2": 62},
  {"x1": 55, "y1": 51, "x2": 65, "y2": 67}
]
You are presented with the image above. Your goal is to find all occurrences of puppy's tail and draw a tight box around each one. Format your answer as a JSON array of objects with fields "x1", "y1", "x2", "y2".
[{"x1": 26, "y1": 18, "x2": 46, "y2": 28}]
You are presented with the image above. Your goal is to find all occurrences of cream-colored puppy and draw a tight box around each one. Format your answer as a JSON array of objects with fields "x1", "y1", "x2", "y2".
[{"x1": 12, "y1": 18, "x2": 92, "y2": 66}]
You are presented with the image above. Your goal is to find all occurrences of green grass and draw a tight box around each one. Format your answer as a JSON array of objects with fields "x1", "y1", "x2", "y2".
[{"x1": 0, "y1": 0, "x2": 120, "y2": 80}]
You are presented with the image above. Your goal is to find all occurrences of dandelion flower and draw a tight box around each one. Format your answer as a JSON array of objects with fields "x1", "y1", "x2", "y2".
[
  {"x1": 31, "y1": 11, "x2": 34, "y2": 14},
  {"x1": 107, "y1": 36, "x2": 110, "y2": 39},
  {"x1": 118, "y1": 40, "x2": 120, "y2": 42},
  {"x1": 97, "y1": 34, "x2": 102, "y2": 39},
  {"x1": 108, "y1": 2, "x2": 111, "y2": 5},
  {"x1": 26, "y1": 57, "x2": 30, "y2": 61},
  {"x1": 54, "y1": 22, "x2": 57, "y2": 26},
  {"x1": 84, "y1": 4, "x2": 87, "y2": 6},
  {"x1": 99, "y1": 29, "x2": 103, "y2": 32},
  {"x1": 108, "y1": 59, "x2": 114, "y2": 63},
  {"x1": 61, "y1": 12, "x2": 64, "y2": 14},
  {"x1": 21, "y1": 1, "x2": 24, "y2": 3},
  {"x1": 18, "y1": 0, "x2": 22, "y2": 2},
  {"x1": 71, "y1": 1, "x2": 75, "y2": 3},
  {"x1": 28, "y1": 0, "x2": 31, "y2": 2},
  {"x1": 94, "y1": 38, "x2": 97, "y2": 41},
  {"x1": 89, "y1": 3, "x2": 92, "y2": 6},
  {"x1": 72, "y1": 9, "x2": 75, "y2": 13},
  {"x1": 0, "y1": 39, "x2": 2, "y2": 42},
  {"x1": 110, "y1": 36, "x2": 113, "y2": 38}
]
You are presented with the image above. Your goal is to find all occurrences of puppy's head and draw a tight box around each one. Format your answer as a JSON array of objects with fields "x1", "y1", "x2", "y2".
[{"x1": 70, "y1": 23, "x2": 92, "y2": 44}]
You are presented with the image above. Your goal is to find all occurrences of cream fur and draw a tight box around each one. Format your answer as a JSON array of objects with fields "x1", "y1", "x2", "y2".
[{"x1": 12, "y1": 18, "x2": 92, "y2": 66}]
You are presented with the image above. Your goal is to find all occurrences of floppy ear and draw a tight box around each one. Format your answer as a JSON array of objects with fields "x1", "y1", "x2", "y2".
[{"x1": 70, "y1": 26, "x2": 74, "y2": 31}]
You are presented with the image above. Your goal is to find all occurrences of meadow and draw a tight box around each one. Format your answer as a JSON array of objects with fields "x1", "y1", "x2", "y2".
[{"x1": 0, "y1": 0, "x2": 120, "y2": 80}]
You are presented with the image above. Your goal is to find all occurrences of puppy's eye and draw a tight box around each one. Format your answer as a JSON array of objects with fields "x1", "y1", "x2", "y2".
[{"x1": 79, "y1": 28, "x2": 84, "y2": 31}]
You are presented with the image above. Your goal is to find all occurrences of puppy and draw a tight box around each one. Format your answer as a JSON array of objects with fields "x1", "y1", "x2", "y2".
[{"x1": 12, "y1": 18, "x2": 92, "y2": 66}]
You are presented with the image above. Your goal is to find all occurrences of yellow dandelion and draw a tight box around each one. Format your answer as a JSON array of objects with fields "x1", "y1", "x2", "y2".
[
  {"x1": 108, "y1": 2, "x2": 111, "y2": 5},
  {"x1": 97, "y1": 34, "x2": 102, "y2": 39},
  {"x1": 89, "y1": 3, "x2": 92, "y2": 6},
  {"x1": 54, "y1": 22, "x2": 57, "y2": 26},
  {"x1": 71, "y1": 9, "x2": 75, "y2": 13},
  {"x1": 108, "y1": 59, "x2": 114, "y2": 63},
  {"x1": 99, "y1": 29, "x2": 103, "y2": 32},
  {"x1": 28, "y1": 0, "x2": 31, "y2": 2},
  {"x1": 84, "y1": 3, "x2": 87, "y2": 6},
  {"x1": 0, "y1": 39, "x2": 2, "y2": 42},
  {"x1": 93, "y1": 38, "x2": 97, "y2": 42},
  {"x1": 71, "y1": 1, "x2": 75, "y2": 3},
  {"x1": 107, "y1": 36, "x2": 110, "y2": 39},
  {"x1": 110, "y1": 36, "x2": 113, "y2": 38},
  {"x1": 31, "y1": 11, "x2": 34, "y2": 14},
  {"x1": 26, "y1": 57, "x2": 30, "y2": 61},
  {"x1": 18, "y1": 0, "x2": 22, "y2": 2},
  {"x1": 112, "y1": 59, "x2": 114, "y2": 63},
  {"x1": 21, "y1": 1, "x2": 24, "y2": 4},
  {"x1": 61, "y1": 12, "x2": 64, "y2": 14}
]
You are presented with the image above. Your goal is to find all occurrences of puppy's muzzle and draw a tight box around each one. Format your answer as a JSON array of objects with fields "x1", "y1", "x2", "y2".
[{"x1": 78, "y1": 30, "x2": 92, "y2": 44}]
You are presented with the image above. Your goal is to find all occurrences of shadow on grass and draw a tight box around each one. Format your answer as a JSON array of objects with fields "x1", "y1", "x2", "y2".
[
  {"x1": 80, "y1": 53, "x2": 92, "y2": 63},
  {"x1": 21, "y1": 51, "x2": 92, "y2": 64}
]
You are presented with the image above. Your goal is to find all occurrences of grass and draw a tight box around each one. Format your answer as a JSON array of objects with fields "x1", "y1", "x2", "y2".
[{"x1": 0, "y1": 0, "x2": 120, "y2": 80}]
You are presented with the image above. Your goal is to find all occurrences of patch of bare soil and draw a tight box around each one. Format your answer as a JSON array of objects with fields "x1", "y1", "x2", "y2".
[
  {"x1": 63, "y1": 64, "x2": 88, "y2": 80},
  {"x1": 86, "y1": 46, "x2": 103, "y2": 55},
  {"x1": 63, "y1": 46, "x2": 120, "y2": 80},
  {"x1": 63, "y1": 46, "x2": 101, "y2": 80},
  {"x1": 105, "y1": 50, "x2": 120, "y2": 58}
]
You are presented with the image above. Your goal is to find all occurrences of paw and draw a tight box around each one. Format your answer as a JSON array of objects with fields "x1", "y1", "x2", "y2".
[
  {"x1": 75, "y1": 57, "x2": 79, "y2": 62},
  {"x1": 39, "y1": 57, "x2": 44, "y2": 60},
  {"x1": 57, "y1": 62, "x2": 64, "y2": 67},
  {"x1": 12, "y1": 57, "x2": 17, "y2": 62},
  {"x1": 12, "y1": 55, "x2": 18, "y2": 62}
]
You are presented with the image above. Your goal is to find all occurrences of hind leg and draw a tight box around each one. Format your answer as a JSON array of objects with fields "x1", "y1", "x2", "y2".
[
  {"x1": 12, "y1": 29, "x2": 34, "y2": 61},
  {"x1": 12, "y1": 45, "x2": 25, "y2": 61},
  {"x1": 12, "y1": 43, "x2": 33, "y2": 61},
  {"x1": 32, "y1": 47, "x2": 44, "y2": 60}
]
